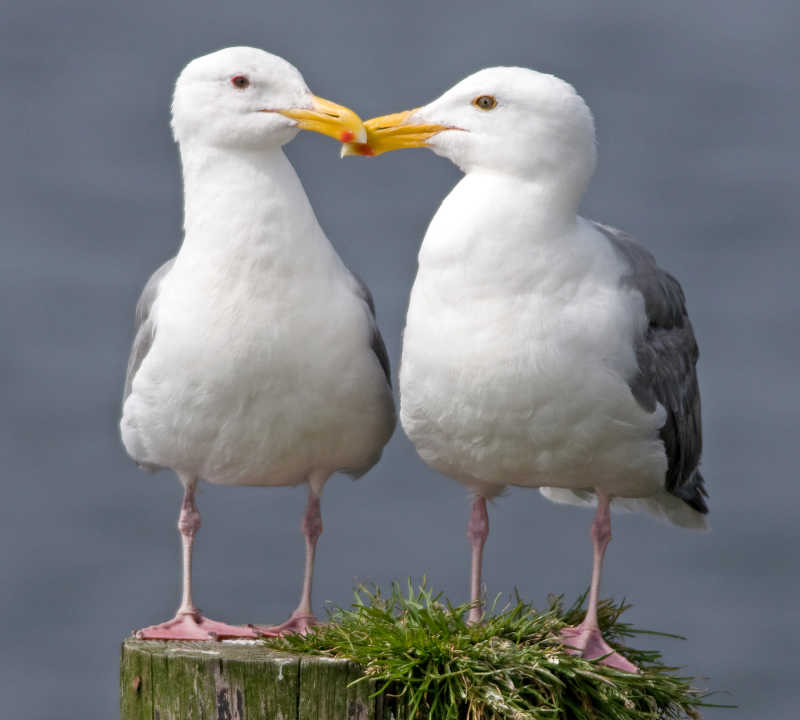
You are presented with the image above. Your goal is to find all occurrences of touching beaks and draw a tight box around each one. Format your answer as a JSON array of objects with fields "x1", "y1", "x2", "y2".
[
  {"x1": 270, "y1": 95, "x2": 367, "y2": 144},
  {"x1": 340, "y1": 108, "x2": 453, "y2": 157}
]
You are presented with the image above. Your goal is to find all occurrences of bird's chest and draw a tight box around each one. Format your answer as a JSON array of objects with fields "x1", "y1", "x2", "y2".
[
  {"x1": 399, "y1": 228, "x2": 649, "y2": 487},
  {"x1": 152, "y1": 271, "x2": 337, "y2": 397},
  {"x1": 131, "y1": 258, "x2": 370, "y2": 473}
]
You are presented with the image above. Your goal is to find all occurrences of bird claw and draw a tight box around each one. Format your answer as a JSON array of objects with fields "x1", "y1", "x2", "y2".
[
  {"x1": 136, "y1": 612, "x2": 258, "y2": 641},
  {"x1": 253, "y1": 613, "x2": 322, "y2": 637},
  {"x1": 560, "y1": 624, "x2": 639, "y2": 673}
]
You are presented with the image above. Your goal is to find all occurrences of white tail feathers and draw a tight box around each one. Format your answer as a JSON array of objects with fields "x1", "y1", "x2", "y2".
[{"x1": 539, "y1": 487, "x2": 709, "y2": 530}]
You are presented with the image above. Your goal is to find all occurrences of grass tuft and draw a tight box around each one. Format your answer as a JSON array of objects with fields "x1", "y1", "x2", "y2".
[{"x1": 265, "y1": 580, "x2": 726, "y2": 719}]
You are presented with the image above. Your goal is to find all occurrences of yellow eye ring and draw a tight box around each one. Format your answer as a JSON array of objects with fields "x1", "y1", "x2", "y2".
[{"x1": 472, "y1": 95, "x2": 497, "y2": 110}]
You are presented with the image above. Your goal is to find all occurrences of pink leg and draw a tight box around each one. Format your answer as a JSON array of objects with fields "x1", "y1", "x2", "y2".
[
  {"x1": 136, "y1": 477, "x2": 257, "y2": 641},
  {"x1": 560, "y1": 489, "x2": 638, "y2": 672},
  {"x1": 467, "y1": 497, "x2": 489, "y2": 625},
  {"x1": 256, "y1": 488, "x2": 323, "y2": 637}
]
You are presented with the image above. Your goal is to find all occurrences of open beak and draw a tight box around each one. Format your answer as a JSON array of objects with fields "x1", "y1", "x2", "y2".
[
  {"x1": 272, "y1": 95, "x2": 367, "y2": 144},
  {"x1": 340, "y1": 108, "x2": 452, "y2": 157}
]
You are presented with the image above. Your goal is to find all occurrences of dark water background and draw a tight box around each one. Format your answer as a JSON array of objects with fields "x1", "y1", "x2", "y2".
[{"x1": 1, "y1": 1, "x2": 798, "y2": 717}]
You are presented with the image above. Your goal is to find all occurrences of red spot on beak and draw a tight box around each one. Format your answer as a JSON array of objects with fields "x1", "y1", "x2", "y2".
[
  {"x1": 356, "y1": 144, "x2": 374, "y2": 156},
  {"x1": 339, "y1": 130, "x2": 355, "y2": 143}
]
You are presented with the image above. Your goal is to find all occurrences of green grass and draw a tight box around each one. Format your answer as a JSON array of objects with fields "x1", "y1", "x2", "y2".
[{"x1": 265, "y1": 581, "x2": 727, "y2": 720}]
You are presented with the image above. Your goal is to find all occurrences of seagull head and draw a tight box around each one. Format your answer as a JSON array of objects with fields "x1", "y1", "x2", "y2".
[
  {"x1": 343, "y1": 67, "x2": 596, "y2": 185},
  {"x1": 171, "y1": 47, "x2": 366, "y2": 150}
]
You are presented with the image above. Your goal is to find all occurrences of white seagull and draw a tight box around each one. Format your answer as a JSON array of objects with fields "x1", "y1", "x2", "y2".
[
  {"x1": 345, "y1": 67, "x2": 707, "y2": 672},
  {"x1": 121, "y1": 47, "x2": 395, "y2": 640}
]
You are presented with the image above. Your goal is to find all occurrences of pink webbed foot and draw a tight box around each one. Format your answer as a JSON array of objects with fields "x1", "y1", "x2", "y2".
[
  {"x1": 136, "y1": 611, "x2": 259, "y2": 641},
  {"x1": 560, "y1": 624, "x2": 639, "y2": 673},
  {"x1": 253, "y1": 612, "x2": 323, "y2": 638}
]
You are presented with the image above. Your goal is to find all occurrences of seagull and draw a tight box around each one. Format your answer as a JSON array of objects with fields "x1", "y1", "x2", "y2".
[
  {"x1": 344, "y1": 67, "x2": 707, "y2": 671},
  {"x1": 121, "y1": 47, "x2": 395, "y2": 641}
]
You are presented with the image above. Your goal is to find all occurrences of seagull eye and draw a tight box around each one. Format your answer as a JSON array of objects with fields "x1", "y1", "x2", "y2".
[
  {"x1": 472, "y1": 95, "x2": 497, "y2": 111},
  {"x1": 231, "y1": 75, "x2": 250, "y2": 89}
]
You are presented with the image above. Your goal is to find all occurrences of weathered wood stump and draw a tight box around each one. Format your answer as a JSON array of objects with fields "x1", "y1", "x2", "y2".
[{"x1": 121, "y1": 639, "x2": 408, "y2": 719}]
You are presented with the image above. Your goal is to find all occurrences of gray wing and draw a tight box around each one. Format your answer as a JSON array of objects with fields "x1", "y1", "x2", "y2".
[
  {"x1": 350, "y1": 272, "x2": 392, "y2": 388},
  {"x1": 595, "y1": 222, "x2": 708, "y2": 514},
  {"x1": 122, "y1": 258, "x2": 175, "y2": 404}
]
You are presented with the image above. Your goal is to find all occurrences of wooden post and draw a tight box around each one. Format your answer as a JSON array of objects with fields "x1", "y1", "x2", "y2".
[{"x1": 121, "y1": 639, "x2": 408, "y2": 719}]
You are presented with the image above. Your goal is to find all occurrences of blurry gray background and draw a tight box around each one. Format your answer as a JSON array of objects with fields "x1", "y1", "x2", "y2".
[{"x1": 1, "y1": 0, "x2": 797, "y2": 717}]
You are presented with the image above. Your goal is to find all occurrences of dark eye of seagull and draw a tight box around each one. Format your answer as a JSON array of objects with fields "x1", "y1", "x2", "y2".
[
  {"x1": 472, "y1": 95, "x2": 497, "y2": 111},
  {"x1": 231, "y1": 75, "x2": 250, "y2": 89}
]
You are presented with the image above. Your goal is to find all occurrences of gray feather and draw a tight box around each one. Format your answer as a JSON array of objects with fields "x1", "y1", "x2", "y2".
[
  {"x1": 350, "y1": 272, "x2": 392, "y2": 388},
  {"x1": 122, "y1": 257, "x2": 175, "y2": 404},
  {"x1": 595, "y1": 222, "x2": 708, "y2": 514}
]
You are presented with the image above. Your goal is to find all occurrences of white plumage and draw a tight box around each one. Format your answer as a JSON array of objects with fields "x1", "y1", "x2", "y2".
[
  {"x1": 122, "y1": 149, "x2": 394, "y2": 487},
  {"x1": 351, "y1": 66, "x2": 707, "y2": 671},
  {"x1": 401, "y1": 179, "x2": 667, "y2": 503},
  {"x1": 122, "y1": 47, "x2": 394, "y2": 640}
]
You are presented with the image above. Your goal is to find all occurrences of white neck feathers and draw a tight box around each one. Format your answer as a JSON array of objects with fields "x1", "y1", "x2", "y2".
[{"x1": 177, "y1": 143, "x2": 321, "y2": 262}]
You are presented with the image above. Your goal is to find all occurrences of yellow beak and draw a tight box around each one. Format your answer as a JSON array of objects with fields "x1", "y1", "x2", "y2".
[
  {"x1": 340, "y1": 108, "x2": 451, "y2": 157},
  {"x1": 272, "y1": 95, "x2": 367, "y2": 144}
]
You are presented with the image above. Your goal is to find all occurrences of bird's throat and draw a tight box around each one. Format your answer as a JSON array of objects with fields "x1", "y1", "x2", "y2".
[{"x1": 179, "y1": 144, "x2": 319, "y2": 259}]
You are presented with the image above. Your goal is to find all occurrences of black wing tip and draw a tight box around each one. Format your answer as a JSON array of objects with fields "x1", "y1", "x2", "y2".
[
  {"x1": 684, "y1": 490, "x2": 709, "y2": 515},
  {"x1": 673, "y1": 470, "x2": 709, "y2": 514}
]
